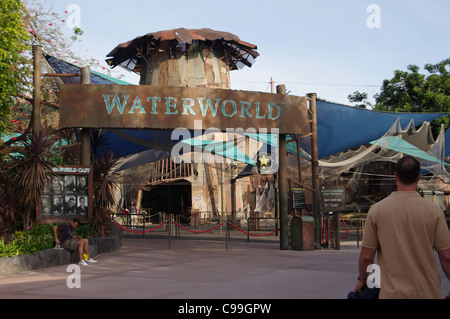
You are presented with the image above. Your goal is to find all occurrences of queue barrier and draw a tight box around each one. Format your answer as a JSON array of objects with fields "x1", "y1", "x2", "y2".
[
  {"x1": 110, "y1": 217, "x2": 280, "y2": 250},
  {"x1": 111, "y1": 219, "x2": 167, "y2": 234}
]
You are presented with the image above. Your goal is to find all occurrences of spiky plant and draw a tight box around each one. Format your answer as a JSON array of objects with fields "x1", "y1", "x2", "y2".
[
  {"x1": 11, "y1": 127, "x2": 55, "y2": 230},
  {"x1": 90, "y1": 129, "x2": 112, "y2": 158},
  {"x1": 91, "y1": 130, "x2": 117, "y2": 236}
]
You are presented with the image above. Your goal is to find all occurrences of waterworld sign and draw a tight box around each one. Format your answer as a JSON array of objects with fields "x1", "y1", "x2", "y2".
[{"x1": 59, "y1": 85, "x2": 308, "y2": 134}]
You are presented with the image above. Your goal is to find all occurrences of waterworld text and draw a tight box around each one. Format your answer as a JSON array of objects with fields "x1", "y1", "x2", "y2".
[{"x1": 102, "y1": 94, "x2": 281, "y2": 120}]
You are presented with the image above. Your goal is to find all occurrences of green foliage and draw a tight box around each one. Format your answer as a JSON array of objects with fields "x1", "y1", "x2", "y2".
[
  {"x1": 70, "y1": 27, "x2": 83, "y2": 41},
  {"x1": 0, "y1": 223, "x2": 97, "y2": 257},
  {"x1": 0, "y1": 223, "x2": 54, "y2": 257},
  {"x1": 1, "y1": 1, "x2": 121, "y2": 236},
  {"x1": 75, "y1": 223, "x2": 97, "y2": 238},
  {"x1": 11, "y1": 127, "x2": 56, "y2": 229},
  {"x1": 373, "y1": 59, "x2": 450, "y2": 113},
  {"x1": 348, "y1": 58, "x2": 450, "y2": 137},
  {"x1": 374, "y1": 59, "x2": 450, "y2": 136},
  {"x1": 91, "y1": 130, "x2": 117, "y2": 236},
  {"x1": 0, "y1": 0, "x2": 31, "y2": 135},
  {"x1": 347, "y1": 91, "x2": 372, "y2": 109}
]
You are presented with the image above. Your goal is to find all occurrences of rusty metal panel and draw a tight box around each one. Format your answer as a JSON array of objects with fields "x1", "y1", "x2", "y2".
[{"x1": 59, "y1": 84, "x2": 309, "y2": 134}]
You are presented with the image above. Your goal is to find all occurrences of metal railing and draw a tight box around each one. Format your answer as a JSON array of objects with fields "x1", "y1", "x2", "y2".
[{"x1": 110, "y1": 211, "x2": 280, "y2": 242}]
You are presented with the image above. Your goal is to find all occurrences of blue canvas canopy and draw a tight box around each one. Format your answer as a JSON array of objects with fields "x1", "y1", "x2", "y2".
[
  {"x1": 45, "y1": 55, "x2": 131, "y2": 85},
  {"x1": 313, "y1": 100, "x2": 448, "y2": 159}
]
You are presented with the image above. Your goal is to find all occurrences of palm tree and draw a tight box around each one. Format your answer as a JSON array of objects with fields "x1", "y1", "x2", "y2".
[
  {"x1": 11, "y1": 126, "x2": 55, "y2": 230},
  {"x1": 91, "y1": 129, "x2": 117, "y2": 236}
]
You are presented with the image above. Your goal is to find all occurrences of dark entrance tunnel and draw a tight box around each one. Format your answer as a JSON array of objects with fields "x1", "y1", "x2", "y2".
[{"x1": 141, "y1": 181, "x2": 192, "y2": 223}]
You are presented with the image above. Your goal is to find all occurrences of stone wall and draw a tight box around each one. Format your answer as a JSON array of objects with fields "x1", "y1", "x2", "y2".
[{"x1": 0, "y1": 227, "x2": 122, "y2": 276}]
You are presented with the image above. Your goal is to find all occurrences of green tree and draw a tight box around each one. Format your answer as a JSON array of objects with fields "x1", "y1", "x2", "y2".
[
  {"x1": 0, "y1": 0, "x2": 30, "y2": 136},
  {"x1": 1, "y1": 0, "x2": 121, "y2": 143},
  {"x1": 348, "y1": 58, "x2": 450, "y2": 135},
  {"x1": 1, "y1": 1, "x2": 122, "y2": 235},
  {"x1": 347, "y1": 91, "x2": 373, "y2": 109},
  {"x1": 373, "y1": 59, "x2": 450, "y2": 114}
]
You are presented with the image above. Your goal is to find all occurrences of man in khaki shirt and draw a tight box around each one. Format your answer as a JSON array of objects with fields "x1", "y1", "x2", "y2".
[{"x1": 354, "y1": 156, "x2": 450, "y2": 298}]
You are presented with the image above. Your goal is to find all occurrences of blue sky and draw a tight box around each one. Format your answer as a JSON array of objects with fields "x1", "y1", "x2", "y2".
[{"x1": 43, "y1": 0, "x2": 450, "y2": 106}]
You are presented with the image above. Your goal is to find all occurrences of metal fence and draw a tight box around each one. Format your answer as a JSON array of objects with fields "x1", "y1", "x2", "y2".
[{"x1": 110, "y1": 211, "x2": 280, "y2": 243}]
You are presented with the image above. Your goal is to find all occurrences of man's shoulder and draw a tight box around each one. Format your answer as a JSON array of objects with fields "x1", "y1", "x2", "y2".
[
  {"x1": 376, "y1": 191, "x2": 423, "y2": 203},
  {"x1": 368, "y1": 192, "x2": 416, "y2": 212},
  {"x1": 369, "y1": 193, "x2": 395, "y2": 209},
  {"x1": 370, "y1": 191, "x2": 442, "y2": 214},
  {"x1": 58, "y1": 222, "x2": 70, "y2": 229}
]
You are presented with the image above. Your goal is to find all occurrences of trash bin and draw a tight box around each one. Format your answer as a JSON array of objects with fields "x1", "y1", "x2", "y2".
[{"x1": 291, "y1": 216, "x2": 315, "y2": 251}]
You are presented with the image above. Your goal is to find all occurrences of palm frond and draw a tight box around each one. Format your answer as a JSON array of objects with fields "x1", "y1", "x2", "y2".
[{"x1": 12, "y1": 127, "x2": 56, "y2": 209}]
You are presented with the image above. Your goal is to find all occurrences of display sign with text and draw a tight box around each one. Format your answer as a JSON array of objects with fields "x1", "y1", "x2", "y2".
[
  {"x1": 291, "y1": 187, "x2": 305, "y2": 209},
  {"x1": 321, "y1": 185, "x2": 345, "y2": 210},
  {"x1": 59, "y1": 84, "x2": 309, "y2": 134},
  {"x1": 38, "y1": 166, "x2": 93, "y2": 223}
]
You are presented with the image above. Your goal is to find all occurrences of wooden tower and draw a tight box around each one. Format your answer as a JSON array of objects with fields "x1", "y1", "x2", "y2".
[{"x1": 106, "y1": 28, "x2": 259, "y2": 89}]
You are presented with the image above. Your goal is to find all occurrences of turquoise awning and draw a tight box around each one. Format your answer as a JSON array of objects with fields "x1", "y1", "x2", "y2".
[{"x1": 370, "y1": 136, "x2": 449, "y2": 166}]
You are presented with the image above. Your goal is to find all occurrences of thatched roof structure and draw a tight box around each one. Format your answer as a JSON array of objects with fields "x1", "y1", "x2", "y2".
[{"x1": 106, "y1": 28, "x2": 259, "y2": 73}]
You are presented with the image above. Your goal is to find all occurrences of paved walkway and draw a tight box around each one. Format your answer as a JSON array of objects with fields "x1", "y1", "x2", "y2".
[{"x1": 0, "y1": 235, "x2": 448, "y2": 299}]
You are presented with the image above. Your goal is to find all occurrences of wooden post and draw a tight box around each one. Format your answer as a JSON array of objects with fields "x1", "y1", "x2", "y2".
[
  {"x1": 277, "y1": 84, "x2": 289, "y2": 250},
  {"x1": 136, "y1": 188, "x2": 143, "y2": 216},
  {"x1": 308, "y1": 93, "x2": 321, "y2": 249},
  {"x1": 32, "y1": 46, "x2": 42, "y2": 136},
  {"x1": 80, "y1": 67, "x2": 90, "y2": 165},
  {"x1": 231, "y1": 177, "x2": 236, "y2": 224},
  {"x1": 296, "y1": 139, "x2": 302, "y2": 186},
  {"x1": 230, "y1": 134, "x2": 238, "y2": 225},
  {"x1": 296, "y1": 138, "x2": 303, "y2": 216}
]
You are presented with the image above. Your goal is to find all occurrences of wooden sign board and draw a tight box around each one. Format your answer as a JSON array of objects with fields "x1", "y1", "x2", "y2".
[
  {"x1": 37, "y1": 166, "x2": 93, "y2": 224},
  {"x1": 291, "y1": 187, "x2": 306, "y2": 209},
  {"x1": 59, "y1": 84, "x2": 309, "y2": 134},
  {"x1": 321, "y1": 185, "x2": 346, "y2": 211}
]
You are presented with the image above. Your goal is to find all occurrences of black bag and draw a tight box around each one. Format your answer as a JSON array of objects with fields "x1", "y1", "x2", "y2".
[
  {"x1": 347, "y1": 286, "x2": 380, "y2": 299},
  {"x1": 347, "y1": 277, "x2": 380, "y2": 299}
]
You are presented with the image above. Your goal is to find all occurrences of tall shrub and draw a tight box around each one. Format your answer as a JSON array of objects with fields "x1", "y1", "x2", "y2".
[
  {"x1": 0, "y1": 0, "x2": 30, "y2": 135},
  {"x1": 11, "y1": 127, "x2": 55, "y2": 230},
  {"x1": 91, "y1": 130, "x2": 117, "y2": 236}
]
